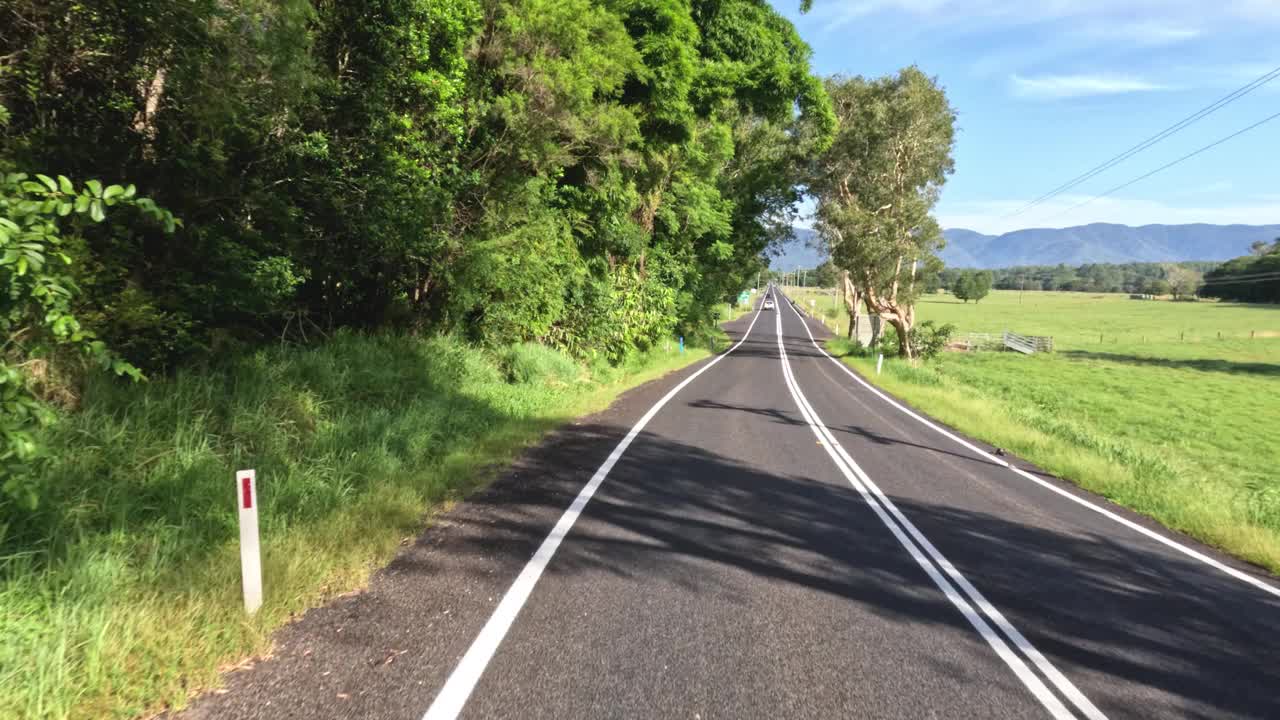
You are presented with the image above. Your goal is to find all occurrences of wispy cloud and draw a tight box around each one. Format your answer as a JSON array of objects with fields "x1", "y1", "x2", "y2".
[
  {"x1": 1089, "y1": 23, "x2": 1201, "y2": 46},
  {"x1": 1173, "y1": 181, "x2": 1234, "y2": 196},
  {"x1": 938, "y1": 195, "x2": 1280, "y2": 235},
  {"x1": 1010, "y1": 73, "x2": 1174, "y2": 98}
]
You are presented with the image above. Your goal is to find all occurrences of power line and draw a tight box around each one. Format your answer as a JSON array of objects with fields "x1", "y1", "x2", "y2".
[
  {"x1": 1041, "y1": 109, "x2": 1280, "y2": 222},
  {"x1": 1005, "y1": 64, "x2": 1280, "y2": 218}
]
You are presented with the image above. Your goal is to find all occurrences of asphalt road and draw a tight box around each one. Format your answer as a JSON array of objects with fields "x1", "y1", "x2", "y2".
[{"x1": 177, "y1": 287, "x2": 1280, "y2": 720}]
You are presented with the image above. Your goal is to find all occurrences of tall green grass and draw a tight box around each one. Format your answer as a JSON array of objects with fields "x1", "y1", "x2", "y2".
[
  {"x1": 0, "y1": 331, "x2": 714, "y2": 719},
  {"x1": 820, "y1": 289, "x2": 1280, "y2": 575}
]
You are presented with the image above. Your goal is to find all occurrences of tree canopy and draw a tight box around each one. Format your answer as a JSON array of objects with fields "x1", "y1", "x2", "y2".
[
  {"x1": 1, "y1": 0, "x2": 835, "y2": 501},
  {"x1": 808, "y1": 68, "x2": 956, "y2": 358},
  {"x1": 1202, "y1": 239, "x2": 1280, "y2": 303}
]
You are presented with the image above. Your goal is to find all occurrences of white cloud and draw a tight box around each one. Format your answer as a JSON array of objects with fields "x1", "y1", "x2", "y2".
[
  {"x1": 1010, "y1": 73, "x2": 1174, "y2": 98},
  {"x1": 938, "y1": 195, "x2": 1280, "y2": 235},
  {"x1": 1090, "y1": 23, "x2": 1201, "y2": 46},
  {"x1": 1173, "y1": 181, "x2": 1234, "y2": 196}
]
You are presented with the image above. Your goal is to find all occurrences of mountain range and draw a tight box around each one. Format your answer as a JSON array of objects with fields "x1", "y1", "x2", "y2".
[
  {"x1": 769, "y1": 223, "x2": 1280, "y2": 270},
  {"x1": 940, "y1": 223, "x2": 1280, "y2": 268}
]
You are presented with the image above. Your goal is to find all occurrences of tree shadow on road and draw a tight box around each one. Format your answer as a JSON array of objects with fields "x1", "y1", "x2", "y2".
[{"x1": 382, "y1": 425, "x2": 1280, "y2": 719}]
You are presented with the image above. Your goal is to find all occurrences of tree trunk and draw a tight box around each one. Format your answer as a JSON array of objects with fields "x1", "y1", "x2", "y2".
[
  {"x1": 840, "y1": 270, "x2": 860, "y2": 340},
  {"x1": 132, "y1": 67, "x2": 167, "y2": 159},
  {"x1": 889, "y1": 315, "x2": 912, "y2": 359},
  {"x1": 862, "y1": 296, "x2": 878, "y2": 345},
  {"x1": 863, "y1": 280, "x2": 914, "y2": 360}
]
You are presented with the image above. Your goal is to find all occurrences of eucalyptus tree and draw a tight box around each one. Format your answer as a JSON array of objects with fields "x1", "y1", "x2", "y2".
[{"x1": 810, "y1": 68, "x2": 955, "y2": 358}]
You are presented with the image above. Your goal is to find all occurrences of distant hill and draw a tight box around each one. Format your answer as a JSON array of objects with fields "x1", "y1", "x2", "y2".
[
  {"x1": 769, "y1": 227, "x2": 826, "y2": 270},
  {"x1": 940, "y1": 223, "x2": 1280, "y2": 269}
]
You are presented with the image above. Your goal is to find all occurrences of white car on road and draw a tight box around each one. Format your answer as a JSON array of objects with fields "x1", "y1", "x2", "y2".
[{"x1": 763, "y1": 297, "x2": 775, "y2": 310}]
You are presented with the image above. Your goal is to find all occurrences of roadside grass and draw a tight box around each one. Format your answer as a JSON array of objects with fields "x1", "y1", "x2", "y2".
[
  {"x1": 715, "y1": 298, "x2": 759, "y2": 324},
  {"x1": 808, "y1": 289, "x2": 1280, "y2": 575},
  {"x1": 0, "y1": 330, "x2": 720, "y2": 720}
]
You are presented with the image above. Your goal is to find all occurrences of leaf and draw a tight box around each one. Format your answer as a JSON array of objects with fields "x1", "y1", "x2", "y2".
[
  {"x1": 86, "y1": 179, "x2": 103, "y2": 198},
  {"x1": 36, "y1": 174, "x2": 57, "y2": 192},
  {"x1": 57, "y1": 202, "x2": 72, "y2": 217},
  {"x1": 123, "y1": 184, "x2": 137, "y2": 199},
  {"x1": 74, "y1": 195, "x2": 91, "y2": 213},
  {"x1": 15, "y1": 256, "x2": 27, "y2": 276},
  {"x1": 103, "y1": 185, "x2": 125, "y2": 200},
  {"x1": 90, "y1": 199, "x2": 106, "y2": 223},
  {"x1": 58, "y1": 175, "x2": 74, "y2": 194}
]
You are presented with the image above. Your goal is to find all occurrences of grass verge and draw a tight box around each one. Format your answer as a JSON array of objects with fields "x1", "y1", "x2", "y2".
[
  {"x1": 0, "y1": 330, "x2": 720, "y2": 720},
  {"x1": 826, "y1": 334, "x2": 1280, "y2": 576}
]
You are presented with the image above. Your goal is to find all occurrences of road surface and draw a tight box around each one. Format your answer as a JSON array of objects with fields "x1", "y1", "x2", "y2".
[{"x1": 178, "y1": 287, "x2": 1280, "y2": 720}]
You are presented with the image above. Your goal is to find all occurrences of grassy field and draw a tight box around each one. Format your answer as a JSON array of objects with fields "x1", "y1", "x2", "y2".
[
  {"x1": 786, "y1": 287, "x2": 1280, "y2": 575},
  {"x1": 0, "y1": 331, "x2": 722, "y2": 720}
]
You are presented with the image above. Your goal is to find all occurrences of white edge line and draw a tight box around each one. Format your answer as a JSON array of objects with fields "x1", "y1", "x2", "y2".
[
  {"x1": 771, "y1": 294, "x2": 1083, "y2": 720},
  {"x1": 782, "y1": 293, "x2": 1280, "y2": 601},
  {"x1": 779, "y1": 298, "x2": 1105, "y2": 719},
  {"x1": 421, "y1": 298, "x2": 768, "y2": 720}
]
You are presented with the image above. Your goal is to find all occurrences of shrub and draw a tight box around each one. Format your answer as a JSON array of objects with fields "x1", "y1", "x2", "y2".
[
  {"x1": 502, "y1": 342, "x2": 581, "y2": 385},
  {"x1": 909, "y1": 320, "x2": 957, "y2": 360}
]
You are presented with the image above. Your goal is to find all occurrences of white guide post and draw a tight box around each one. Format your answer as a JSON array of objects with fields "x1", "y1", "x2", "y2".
[{"x1": 237, "y1": 469, "x2": 263, "y2": 614}]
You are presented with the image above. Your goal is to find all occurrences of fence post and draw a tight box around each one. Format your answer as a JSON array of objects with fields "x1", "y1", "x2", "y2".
[{"x1": 876, "y1": 354, "x2": 884, "y2": 375}]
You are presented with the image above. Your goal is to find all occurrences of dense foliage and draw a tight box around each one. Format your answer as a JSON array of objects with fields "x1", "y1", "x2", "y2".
[
  {"x1": 1201, "y1": 239, "x2": 1280, "y2": 303},
  {"x1": 1, "y1": 0, "x2": 832, "y2": 363},
  {"x1": 950, "y1": 269, "x2": 991, "y2": 303},
  {"x1": 1, "y1": 172, "x2": 176, "y2": 504},
  {"x1": 0, "y1": 0, "x2": 834, "y2": 503}
]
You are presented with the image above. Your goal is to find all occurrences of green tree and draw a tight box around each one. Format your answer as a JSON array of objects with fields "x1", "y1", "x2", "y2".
[
  {"x1": 1165, "y1": 264, "x2": 1203, "y2": 300},
  {"x1": 810, "y1": 68, "x2": 956, "y2": 359},
  {"x1": 813, "y1": 260, "x2": 838, "y2": 288},
  {"x1": 970, "y1": 270, "x2": 992, "y2": 303},
  {"x1": 1144, "y1": 278, "x2": 1171, "y2": 296},
  {"x1": 952, "y1": 271, "x2": 974, "y2": 302}
]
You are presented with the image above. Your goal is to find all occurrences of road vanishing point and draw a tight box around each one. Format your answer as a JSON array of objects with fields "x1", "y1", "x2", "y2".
[{"x1": 177, "y1": 287, "x2": 1280, "y2": 720}]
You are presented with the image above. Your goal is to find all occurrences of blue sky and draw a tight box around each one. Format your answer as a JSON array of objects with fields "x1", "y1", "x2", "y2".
[{"x1": 773, "y1": 0, "x2": 1280, "y2": 235}]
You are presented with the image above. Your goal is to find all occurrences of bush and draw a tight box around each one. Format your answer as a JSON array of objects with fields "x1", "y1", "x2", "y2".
[
  {"x1": 502, "y1": 342, "x2": 581, "y2": 385},
  {"x1": 828, "y1": 336, "x2": 869, "y2": 358},
  {"x1": 909, "y1": 321, "x2": 957, "y2": 360}
]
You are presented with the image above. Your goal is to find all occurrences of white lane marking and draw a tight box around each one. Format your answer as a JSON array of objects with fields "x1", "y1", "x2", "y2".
[
  {"x1": 783, "y1": 294, "x2": 1280, "y2": 601},
  {"x1": 422, "y1": 298, "x2": 768, "y2": 720},
  {"x1": 771, "y1": 295, "x2": 1093, "y2": 720}
]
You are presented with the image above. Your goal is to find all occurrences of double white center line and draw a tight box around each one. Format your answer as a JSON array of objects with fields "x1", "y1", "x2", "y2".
[{"x1": 772, "y1": 290, "x2": 1106, "y2": 720}]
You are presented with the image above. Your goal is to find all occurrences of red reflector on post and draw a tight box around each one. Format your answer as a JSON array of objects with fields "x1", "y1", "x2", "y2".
[{"x1": 242, "y1": 476, "x2": 253, "y2": 509}]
